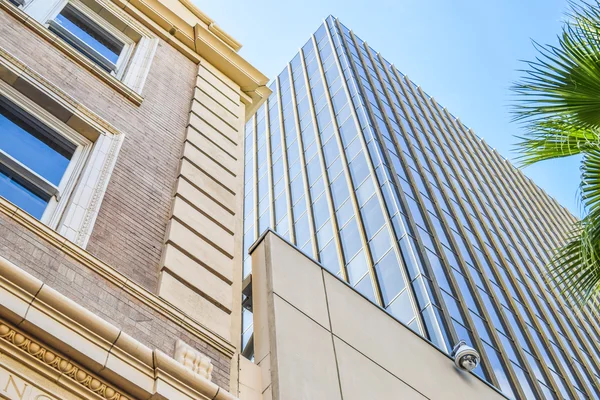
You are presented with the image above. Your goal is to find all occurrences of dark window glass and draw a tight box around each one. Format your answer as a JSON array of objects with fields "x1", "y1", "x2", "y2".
[{"x1": 55, "y1": 7, "x2": 123, "y2": 65}]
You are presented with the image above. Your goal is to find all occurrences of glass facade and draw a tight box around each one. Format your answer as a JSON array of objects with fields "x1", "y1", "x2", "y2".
[{"x1": 243, "y1": 16, "x2": 600, "y2": 399}]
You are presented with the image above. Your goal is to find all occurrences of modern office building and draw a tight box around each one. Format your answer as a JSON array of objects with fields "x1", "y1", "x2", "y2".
[{"x1": 243, "y1": 16, "x2": 600, "y2": 399}]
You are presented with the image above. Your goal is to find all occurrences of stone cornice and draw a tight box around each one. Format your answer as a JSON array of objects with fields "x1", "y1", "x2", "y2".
[
  {"x1": 177, "y1": 0, "x2": 242, "y2": 51},
  {"x1": 1, "y1": 0, "x2": 270, "y2": 115},
  {"x1": 0, "y1": 198, "x2": 236, "y2": 360},
  {"x1": 0, "y1": 254, "x2": 239, "y2": 400},
  {"x1": 112, "y1": 0, "x2": 270, "y2": 113}
]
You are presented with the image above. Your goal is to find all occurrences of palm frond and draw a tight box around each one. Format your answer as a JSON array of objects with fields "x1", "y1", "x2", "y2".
[
  {"x1": 549, "y1": 147, "x2": 600, "y2": 304},
  {"x1": 512, "y1": 0, "x2": 600, "y2": 306},
  {"x1": 514, "y1": 118, "x2": 599, "y2": 166},
  {"x1": 512, "y1": 1, "x2": 600, "y2": 130}
]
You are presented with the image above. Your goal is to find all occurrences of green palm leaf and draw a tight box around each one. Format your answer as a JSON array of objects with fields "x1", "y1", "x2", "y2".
[{"x1": 513, "y1": 0, "x2": 600, "y2": 305}]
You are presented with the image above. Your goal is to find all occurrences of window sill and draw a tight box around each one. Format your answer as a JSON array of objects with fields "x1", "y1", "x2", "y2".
[{"x1": 0, "y1": 0, "x2": 143, "y2": 106}]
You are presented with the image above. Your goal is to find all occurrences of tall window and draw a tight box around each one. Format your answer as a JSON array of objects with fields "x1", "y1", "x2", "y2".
[
  {"x1": 0, "y1": 97, "x2": 85, "y2": 221},
  {"x1": 22, "y1": 0, "x2": 157, "y2": 93},
  {"x1": 48, "y1": 4, "x2": 134, "y2": 77}
]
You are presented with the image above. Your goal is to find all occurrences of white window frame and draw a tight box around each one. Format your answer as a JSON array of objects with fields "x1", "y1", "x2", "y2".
[
  {"x1": 0, "y1": 79, "x2": 123, "y2": 247},
  {"x1": 23, "y1": 0, "x2": 158, "y2": 93}
]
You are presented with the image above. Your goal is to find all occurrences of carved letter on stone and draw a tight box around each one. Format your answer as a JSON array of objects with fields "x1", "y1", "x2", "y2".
[{"x1": 174, "y1": 339, "x2": 213, "y2": 381}]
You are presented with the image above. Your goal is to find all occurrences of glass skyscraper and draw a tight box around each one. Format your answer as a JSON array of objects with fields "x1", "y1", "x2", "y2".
[{"x1": 242, "y1": 16, "x2": 600, "y2": 400}]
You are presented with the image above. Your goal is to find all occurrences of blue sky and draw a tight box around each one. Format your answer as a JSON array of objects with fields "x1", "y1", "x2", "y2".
[{"x1": 196, "y1": 0, "x2": 582, "y2": 216}]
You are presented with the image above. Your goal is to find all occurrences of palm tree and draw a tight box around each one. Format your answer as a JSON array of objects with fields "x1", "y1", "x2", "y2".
[{"x1": 512, "y1": 0, "x2": 600, "y2": 306}]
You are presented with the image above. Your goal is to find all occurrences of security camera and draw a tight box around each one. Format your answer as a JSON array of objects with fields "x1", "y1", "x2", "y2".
[{"x1": 452, "y1": 340, "x2": 480, "y2": 372}]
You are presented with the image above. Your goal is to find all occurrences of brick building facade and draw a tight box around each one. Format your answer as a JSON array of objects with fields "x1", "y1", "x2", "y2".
[{"x1": 0, "y1": 0, "x2": 269, "y2": 399}]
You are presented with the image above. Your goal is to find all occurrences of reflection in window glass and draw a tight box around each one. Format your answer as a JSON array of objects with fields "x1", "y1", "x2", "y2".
[
  {"x1": 361, "y1": 196, "x2": 385, "y2": 237},
  {"x1": 0, "y1": 102, "x2": 75, "y2": 219},
  {"x1": 355, "y1": 274, "x2": 377, "y2": 303},
  {"x1": 346, "y1": 250, "x2": 368, "y2": 285},
  {"x1": 0, "y1": 104, "x2": 73, "y2": 185},
  {"x1": 375, "y1": 250, "x2": 407, "y2": 306},
  {"x1": 0, "y1": 168, "x2": 47, "y2": 219},
  {"x1": 51, "y1": 6, "x2": 124, "y2": 72},
  {"x1": 387, "y1": 290, "x2": 414, "y2": 324},
  {"x1": 369, "y1": 226, "x2": 392, "y2": 262},
  {"x1": 340, "y1": 218, "x2": 362, "y2": 261},
  {"x1": 320, "y1": 240, "x2": 340, "y2": 274}
]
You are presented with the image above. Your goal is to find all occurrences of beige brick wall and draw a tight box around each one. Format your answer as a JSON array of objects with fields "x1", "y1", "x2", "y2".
[
  {"x1": 0, "y1": 9, "x2": 195, "y2": 293},
  {"x1": 0, "y1": 7, "x2": 235, "y2": 390},
  {"x1": 0, "y1": 211, "x2": 232, "y2": 389}
]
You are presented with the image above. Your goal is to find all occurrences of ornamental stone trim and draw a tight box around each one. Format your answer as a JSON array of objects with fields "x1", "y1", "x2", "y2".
[
  {"x1": 174, "y1": 339, "x2": 214, "y2": 381},
  {"x1": 0, "y1": 322, "x2": 131, "y2": 400}
]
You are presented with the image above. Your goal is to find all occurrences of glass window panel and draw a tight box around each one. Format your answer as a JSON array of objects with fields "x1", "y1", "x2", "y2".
[
  {"x1": 361, "y1": 196, "x2": 385, "y2": 238},
  {"x1": 331, "y1": 175, "x2": 350, "y2": 207},
  {"x1": 510, "y1": 363, "x2": 537, "y2": 400},
  {"x1": 399, "y1": 235, "x2": 423, "y2": 279},
  {"x1": 327, "y1": 156, "x2": 343, "y2": 181},
  {"x1": 369, "y1": 226, "x2": 392, "y2": 262},
  {"x1": 336, "y1": 199, "x2": 354, "y2": 227},
  {"x1": 313, "y1": 195, "x2": 330, "y2": 229},
  {"x1": 293, "y1": 195, "x2": 307, "y2": 220},
  {"x1": 349, "y1": 152, "x2": 369, "y2": 186},
  {"x1": 340, "y1": 218, "x2": 362, "y2": 261},
  {"x1": 355, "y1": 274, "x2": 377, "y2": 304},
  {"x1": 320, "y1": 239, "x2": 340, "y2": 274},
  {"x1": 422, "y1": 304, "x2": 449, "y2": 351},
  {"x1": 276, "y1": 216, "x2": 289, "y2": 236},
  {"x1": 346, "y1": 250, "x2": 368, "y2": 285},
  {"x1": 317, "y1": 220, "x2": 334, "y2": 250},
  {"x1": 375, "y1": 250, "x2": 407, "y2": 306},
  {"x1": 0, "y1": 103, "x2": 74, "y2": 185},
  {"x1": 356, "y1": 176, "x2": 376, "y2": 206},
  {"x1": 441, "y1": 290, "x2": 463, "y2": 321},
  {"x1": 53, "y1": 6, "x2": 123, "y2": 70},
  {"x1": 310, "y1": 176, "x2": 325, "y2": 200},
  {"x1": 295, "y1": 214, "x2": 310, "y2": 246},
  {"x1": 469, "y1": 310, "x2": 493, "y2": 345},
  {"x1": 482, "y1": 342, "x2": 516, "y2": 399},
  {"x1": 386, "y1": 290, "x2": 415, "y2": 324},
  {"x1": 339, "y1": 117, "x2": 358, "y2": 147},
  {"x1": 425, "y1": 249, "x2": 452, "y2": 293},
  {"x1": 0, "y1": 167, "x2": 47, "y2": 218}
]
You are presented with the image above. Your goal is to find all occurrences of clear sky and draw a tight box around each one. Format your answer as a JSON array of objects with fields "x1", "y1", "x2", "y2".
[{"x1": 196, "y1": 0, "x2": 582, "y2": 216}]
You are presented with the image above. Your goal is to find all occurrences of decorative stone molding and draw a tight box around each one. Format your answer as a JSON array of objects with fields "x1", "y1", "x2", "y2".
[
  {"x1": 174, "y1": 339, "x2": 213, "y2": 381},
  {"x1": 0, "y1": 322, "x2": 130, "y2": 400},
  {"x1": 0, "y1": 197, "x2": 235, "y2": 358},
  {"x1": 0, "y1": 254, "x2": 239, "y2": 400}
]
